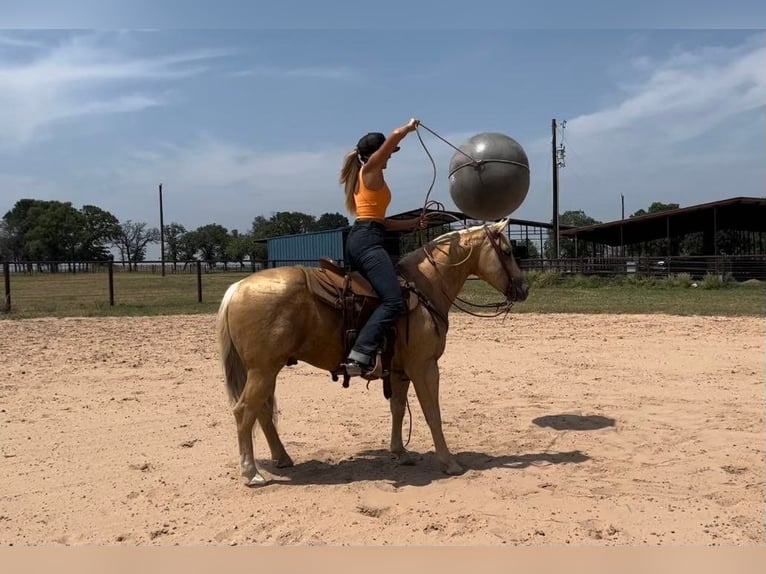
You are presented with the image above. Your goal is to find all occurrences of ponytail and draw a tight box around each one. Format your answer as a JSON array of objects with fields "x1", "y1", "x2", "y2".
[{"x1": 339, "y1": 149, "x2": 361, "y2": 216}]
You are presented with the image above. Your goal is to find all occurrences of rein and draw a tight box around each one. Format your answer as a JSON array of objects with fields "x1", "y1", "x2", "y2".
[{"x1": 421, "y1": 228, "x2": 516, "y2": 319}]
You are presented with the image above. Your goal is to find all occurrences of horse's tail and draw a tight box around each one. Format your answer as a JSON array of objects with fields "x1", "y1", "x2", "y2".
[{"x1": 216, "y1": 280, "x2": 247, "y2": 405}]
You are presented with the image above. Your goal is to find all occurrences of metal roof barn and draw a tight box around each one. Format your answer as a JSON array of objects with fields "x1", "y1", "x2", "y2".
[
  {"x1": 266, "y1": 227, "x2": 349, "y2": 268},
  {"x1": 259, "y1": 207, "x2": 565, "y2": 269}
]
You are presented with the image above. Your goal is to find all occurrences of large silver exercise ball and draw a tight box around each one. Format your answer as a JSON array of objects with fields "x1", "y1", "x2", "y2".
[{"x1": 448, "y1": 132, "x2": 530, "y2": 220}]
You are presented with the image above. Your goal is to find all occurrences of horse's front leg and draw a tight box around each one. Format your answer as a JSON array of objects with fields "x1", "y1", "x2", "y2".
[
  {"x1": 389, "y1": 370, "x2": 416, "y2": 466},
  {"x1": 408, "y1": 359, "x2": 463, "y2": 475}
]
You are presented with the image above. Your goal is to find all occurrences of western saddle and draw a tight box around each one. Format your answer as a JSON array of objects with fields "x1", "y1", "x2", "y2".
[{"x1": 303, "y1": 257, "x2": 419, "y2": 398}]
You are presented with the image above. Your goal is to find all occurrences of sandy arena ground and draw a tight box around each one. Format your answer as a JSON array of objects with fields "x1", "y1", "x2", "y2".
[{"x1": 0, "y1": 312, "x2": 763, "y2": 546}]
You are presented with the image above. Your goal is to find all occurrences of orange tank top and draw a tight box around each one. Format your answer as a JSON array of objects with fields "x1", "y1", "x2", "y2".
[{"x1": 354, "y1": 170, "x2": 391, "y2": 220}]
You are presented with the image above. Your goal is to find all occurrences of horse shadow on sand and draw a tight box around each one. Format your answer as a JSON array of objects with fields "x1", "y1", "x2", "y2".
[
  {"x1": 257, "y1": 449, "x2": 589, "y2": 488},
  {"x1": 253, "y1": 413, "x2": 615, "y2": 488}
]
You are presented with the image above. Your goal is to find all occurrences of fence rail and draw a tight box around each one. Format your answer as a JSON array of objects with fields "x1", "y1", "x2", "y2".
[
  {"x1": 520, "y1": 255, "x2": 766, "y2": 281},
  {"x1": 2, "y1": 255, "x2": 765, "y2": 315},
  {"x1": 1, "y1": 259, "x2": 231, "y2": 315}
]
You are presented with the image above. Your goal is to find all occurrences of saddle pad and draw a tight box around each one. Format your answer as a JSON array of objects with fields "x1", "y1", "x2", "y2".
[{"x1": 303, "y1": 267, "x2": 419, "y2": 312}]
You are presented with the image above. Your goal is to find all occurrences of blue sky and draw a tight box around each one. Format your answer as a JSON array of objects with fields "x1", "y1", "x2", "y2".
[{"x1": 0, "y1": 11, "x2": 764, "y2": 239}]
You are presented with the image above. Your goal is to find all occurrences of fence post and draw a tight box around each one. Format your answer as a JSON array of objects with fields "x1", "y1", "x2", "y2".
[
  {"x1": 3, "y1": 262, "x2": 10, "y2": 313},
  {"x1": 197, "y1": 261, "x2": 203, "y2": 303},
  {"x1": 108, "y1": 260, "x2": 115, "y2": 306}
]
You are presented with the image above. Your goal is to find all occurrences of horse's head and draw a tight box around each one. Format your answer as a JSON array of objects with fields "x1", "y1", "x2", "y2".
[{"x1": 474, "y1": 219, "x2": 529, "y2": 303}]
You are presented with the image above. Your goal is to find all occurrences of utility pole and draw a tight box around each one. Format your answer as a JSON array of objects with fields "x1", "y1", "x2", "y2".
[
  {"x1": 551, "y1": 119, "x2": 566, "y2": 259},
  {"x1": 159, "y1": 183, "x2": 165, "y2": 277},
  {"x1": 551, "y1": 119, "x2": 559, "y2": 260},
  {"x1": 620, "y1": 194, "x2": 625, "y2": 257}
]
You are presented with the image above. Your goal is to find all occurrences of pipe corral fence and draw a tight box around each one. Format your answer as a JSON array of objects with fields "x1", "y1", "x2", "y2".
[{"x1": 3, "y1": 253, "x2": 765, "y2": 315}]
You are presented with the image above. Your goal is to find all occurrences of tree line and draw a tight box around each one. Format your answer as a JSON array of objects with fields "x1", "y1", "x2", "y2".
[
  {"x1": 0, "y1": 198, "x2": 349, "y2": 269},
  {"x1": 1, "y1": 197, "x2": 756, "y2": 269}
]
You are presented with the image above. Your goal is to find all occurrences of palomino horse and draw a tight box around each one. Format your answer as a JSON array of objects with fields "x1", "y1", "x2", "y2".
[{"x1": 215, "y1": 218, "x2": 528, "y2": 486}]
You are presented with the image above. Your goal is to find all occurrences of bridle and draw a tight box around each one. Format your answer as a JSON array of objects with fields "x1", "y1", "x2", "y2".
[
  {"x1": 482, "y1": 225, "x2": 525, "y2": 305},
  {"x1": 407, "y1": 121, "x2": 527, "y2": 319},
  {"x1": 420, "y1": 223, "x2": 524, "y2": 319}
]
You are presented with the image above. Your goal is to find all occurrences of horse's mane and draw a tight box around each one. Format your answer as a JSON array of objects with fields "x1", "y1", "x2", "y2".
[{"x1": 397, "y1": 222, "x2": 490, "y2": 267}]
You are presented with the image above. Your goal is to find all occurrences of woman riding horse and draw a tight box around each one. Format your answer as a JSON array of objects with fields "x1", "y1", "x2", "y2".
[{"x1": 338, "y1": 118, "x2": 427, "y2": 378}]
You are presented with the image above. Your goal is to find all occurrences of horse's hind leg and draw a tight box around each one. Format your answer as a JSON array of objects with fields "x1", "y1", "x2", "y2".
[
  {"x1": 233, "y1": 368, "x2": 277, "y2": 486},
  {"x1": 389, "y1": 371, "x2": 416, "y2": 466},
  {"x1": 258, "y1": 394, "x2": 294, "y2": 468}
]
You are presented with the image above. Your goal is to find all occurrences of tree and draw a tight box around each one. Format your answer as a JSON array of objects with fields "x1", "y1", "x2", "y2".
[
  {"x1": 0, "y1": 220, "x2": 11, "y2": 260},
  {"x1": 178, "y1": 229, "x2": 201, "y2": 265},
  {"x1": 630, "y1": 202, "x2": 680, "y2": 218},
  {"x1": 545, "y1": 209, "x2": 601, "y2": 258},
  {"x1": 194, "y1": 223, "x2": 229, "y2": 266},
  {"x1": 249, "y1": 215, "x2": 274, "y2": 262},
  {"x1": 23, "y1": 201, "x2": 84, "y2": 264},
  {"x1": 3, "y1": 199, "x2": 79, "y2": 261},
  {"x1": 2, "y1": 199, "x2": 63, "y2": 262},
  {"x1": 77, "y1": 205, "x2": 120, "y2": 260},
  {"x1": 113, "y1": 220, "x2": 160, "y2": 270},
  {"x1": 226, "y1": 230, "x2": 256, "y2": 268},
  {"x1": 163, "y1": 222, "x2": 188, "y2": 268},
  {"x1": 629, "y1": 202, "x2": 680, "y2": 256},
  {"x1": 267, "y1": 211, "x2": 317, "y2": 236},
  {"x1": 2, "y1": 199, "x2": 118, "y2": 264},
  {"x1": 314, "y1": 212, "x2": 349, "y2": 231}
]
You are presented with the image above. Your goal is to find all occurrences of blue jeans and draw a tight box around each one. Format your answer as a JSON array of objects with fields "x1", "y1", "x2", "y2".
[{"x1": 344, "y1": 220, "x2": 404, "y2": 365}]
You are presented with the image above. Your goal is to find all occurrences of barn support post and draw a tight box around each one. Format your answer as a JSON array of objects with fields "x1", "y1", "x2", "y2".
[
  {"x1": 525, "y1": 225, "x2": 529, "y2": 254},
  {"x1": 620, "y1": 223, "x2": 624, "y2": 257},
  {"x1": 3, "y1": 261, "x2": 10, "y2": 313},
  {"x1": 713, "y1": 207, "x2": 719, "y2": 275},
  {"x1": 666, "y1": 216, "x2": 671, "y2": 276}
]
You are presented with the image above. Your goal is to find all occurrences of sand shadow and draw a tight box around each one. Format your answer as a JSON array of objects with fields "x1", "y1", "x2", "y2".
[
  {"x1": 256, "y1": 448, "x2": 590, "y2": 488},
  {"x1": 532, "y1": 414, "x2": 615, "y2": 431}
]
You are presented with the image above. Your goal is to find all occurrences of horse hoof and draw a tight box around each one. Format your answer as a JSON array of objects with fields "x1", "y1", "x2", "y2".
[
  {"x1": 275, "y1": 456, "x2": 294, "y2": 468},
  {"x1": 443, "y1": 462, "x2": 464, "y2": 476},
  {"x1": 243, "y1": 472, "x2": 269, "y2": 487},
  {"x1": 396, "y1": 452, "x2": 416, "y2": 466}
]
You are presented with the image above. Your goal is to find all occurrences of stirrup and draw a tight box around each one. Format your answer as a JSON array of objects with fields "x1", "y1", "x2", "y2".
[
  {"x1": 361, "y1": 353, "x2": 386, "y2": 381},
  {"x1": 343, "y1": 354, "x2": 386, "y2": 381}
]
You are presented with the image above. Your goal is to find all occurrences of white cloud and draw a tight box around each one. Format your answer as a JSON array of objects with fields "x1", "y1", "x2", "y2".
[
  {"x1": 92, "y1": 136, "x2": 347, "y2": 231},
  {"x1": 0, "y1": 33, "x2": 46, "y2": 49},
  {"x1": 0, "y1": 32, "x2": 227, "y2": 148},
  {"x1": 3, "y1": 32, "x2": 763, "y2": 235},
  {"x1": 85, "y1": 127, "x2": 477, "y2": 233},
  {"x1": 569, "y1": 37, "x2": 765, "y2": 144},
  {"x1": 522, "y1": 34, "x2": 766, "y2": 221}
]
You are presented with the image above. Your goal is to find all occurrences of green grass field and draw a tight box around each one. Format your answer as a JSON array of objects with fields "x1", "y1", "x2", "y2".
[
  {"x1": 1, "y1": 269, "x2": 764, "y2": 319},
  {"x1": 462, "y1": 280, "x2": 765, "y2": 317},
  {"x1": 2, "y1": 270, "x2": 247, "y2": 318}
]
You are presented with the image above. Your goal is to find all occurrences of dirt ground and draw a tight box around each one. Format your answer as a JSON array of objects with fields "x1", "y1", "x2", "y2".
[{"x1": 0, "y1": 312, "x2": 763, "y2": 546}]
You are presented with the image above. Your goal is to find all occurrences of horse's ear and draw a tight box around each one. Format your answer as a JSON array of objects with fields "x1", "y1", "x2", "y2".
[{"x1": 493, "y1": 218, "x2": 510, "y2": 233}]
